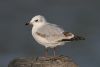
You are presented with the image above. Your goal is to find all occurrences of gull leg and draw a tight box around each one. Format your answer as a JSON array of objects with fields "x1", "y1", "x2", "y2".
[
  {"x1": 53, "y1": 47, "x2": 56, "y2": 56},
  {"x1": 45, "y1": 48, "x2": 48, "y2": 57}
]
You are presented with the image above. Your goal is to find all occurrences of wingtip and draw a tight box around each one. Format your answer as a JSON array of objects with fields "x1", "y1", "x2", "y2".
[{"x1": 74, "y1": 35, "x2": 85, "y2": 40}]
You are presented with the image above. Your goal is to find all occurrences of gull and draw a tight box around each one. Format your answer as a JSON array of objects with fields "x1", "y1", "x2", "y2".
[{"x1": 25, "y1": 15, "x2": 85, "y2": 56}]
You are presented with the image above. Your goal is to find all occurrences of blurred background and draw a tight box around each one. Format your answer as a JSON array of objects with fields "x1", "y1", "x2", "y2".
[{"x1": 0, "y1": 0, "x2": 100, "y2": 67}]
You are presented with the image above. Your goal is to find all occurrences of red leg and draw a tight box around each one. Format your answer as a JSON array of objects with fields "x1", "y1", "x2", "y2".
[{"x1": 45, "y1": 48, "x2": 48, "y2": 57}]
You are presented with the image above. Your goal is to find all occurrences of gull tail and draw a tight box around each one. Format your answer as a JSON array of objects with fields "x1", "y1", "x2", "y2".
[
  {"x1": 59, "y1": 35, "x2": 85, "y2": 42},
  {"x1": 72, "y1": 35, "x2": 85, "y2": 41}
]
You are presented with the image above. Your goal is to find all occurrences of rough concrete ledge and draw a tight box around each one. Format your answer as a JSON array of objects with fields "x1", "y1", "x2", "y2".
[{"x1": 8, "y1": 55, "x2": 78, "y2": 67}]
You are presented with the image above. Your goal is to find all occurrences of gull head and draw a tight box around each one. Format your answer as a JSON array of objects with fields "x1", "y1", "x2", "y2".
[{"x1": 25, "y1": 15, "x2": 47, "y2": 27}]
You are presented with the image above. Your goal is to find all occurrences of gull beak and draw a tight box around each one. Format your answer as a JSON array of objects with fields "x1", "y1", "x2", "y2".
[
  {"x1": 25, "y1": 22, "x2": 29, "y2": 26},
  {"x1": 25, "y1": 22, "x2": 33, "y2": 27}
]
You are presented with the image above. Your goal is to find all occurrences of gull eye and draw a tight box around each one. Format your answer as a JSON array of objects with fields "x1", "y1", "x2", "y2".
[{"x1": 35, "y1": 19, "x2": 38, "y2": 22}]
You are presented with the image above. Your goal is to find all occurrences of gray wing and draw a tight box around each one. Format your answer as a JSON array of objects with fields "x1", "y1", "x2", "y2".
[{"x1": 36, "y1": 23, "x2": 66, "y2": 42}]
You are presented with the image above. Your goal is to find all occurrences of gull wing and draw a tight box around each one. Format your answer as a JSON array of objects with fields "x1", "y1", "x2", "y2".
[{"x1": 36, "y1": 23, "x2": 65, "y2": 42}]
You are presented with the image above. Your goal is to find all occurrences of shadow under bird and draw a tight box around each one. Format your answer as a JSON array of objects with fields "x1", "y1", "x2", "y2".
[{"x1": 25, "y1": 15, "x2": 85, "y2": 56}]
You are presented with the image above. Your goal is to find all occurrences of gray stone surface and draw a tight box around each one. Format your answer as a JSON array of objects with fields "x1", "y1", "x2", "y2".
[{"x1": 8, "y1": 56, "x2": 78, "y2": 67}]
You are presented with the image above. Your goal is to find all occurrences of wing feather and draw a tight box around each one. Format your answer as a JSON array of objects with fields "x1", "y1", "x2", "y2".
[{"x1": 36, "y1": 23, "x2": 65, "y2": 42}]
